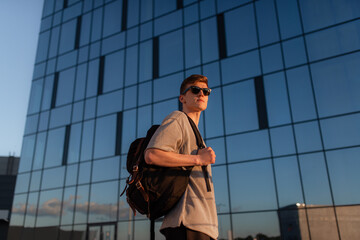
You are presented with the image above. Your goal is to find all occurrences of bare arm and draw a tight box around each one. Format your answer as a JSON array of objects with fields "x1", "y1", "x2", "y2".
[{"x1": 145, "y1": 147, "x2": 216, "y2": 167}]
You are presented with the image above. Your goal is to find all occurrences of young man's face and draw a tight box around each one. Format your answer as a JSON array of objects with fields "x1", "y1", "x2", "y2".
[{"x1": 180, "y1": 81, "x2": 209, "y2": 113}]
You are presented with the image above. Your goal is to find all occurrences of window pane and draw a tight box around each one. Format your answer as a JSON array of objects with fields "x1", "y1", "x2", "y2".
[
  {"x1": 327, "y1": 147, "x2": 360, "y2": 205},
  {"x1": 153, "y1": 99, "x2": 178, "y2": 124},
  {"x1": 84, "y1": 97, "x2": 96, "y2": 120},
  {"x1": 294, "y1": 121, "x2": 322, "y2": 153},
  {"x1": 97, "y1": 90, "x2": 123, "y2": 116},
  {"x1": 80, "y1": 120, "x2": 94, "y2": 161},
  {"x1": 103, "y1": 1, "x2": 122, "y2": 37},
  {"x1": 24, "y1": 192, "x2": 38, "y2": 228},
  {"x1": 282, "y1": 37, "x2": 307, "y2": 68},
  {"x1": 159, "y1": 30, "x2": 183, "y2": 76},
  {"x1": 206, "y1": 137, "x2": 226, "y2": 165},
  {"x1": 35, "y1": 31, "x2": 50, "y2": 63},
  {"x1": 154, "y1": 10, "x2": 182, "y2": 36},
  {"x1": 49, "y1": 105, "x2": 72, "y2": 128},
  {"x1": 33, "y1": 132, "x2": 47, "y2": 170},
  {"x1": 124, "y1": 86, "x2": 137, "y2": 110},
  {"x1": 125, "y1": 46, "x2": 138, "y2": 86},
  {"x1": 138, "y1": 82, "x2": 152, "y2": 106},
  {"x1": 202, "y1": 61, "x2": 221, "y2": 88},
  {"x1": 41, "y1": 166, "x2": 65, "y2": 190},
  {"x1": 68, "y1": 123, "x2": 82, "y2": 164},
  {"x1": 29, "y1": 171, "x2": 41, "y2": 191},
  {"x1": 227, "y1": 131, "x2": 271, "y2": 163},
  {"x1": 212, "y1": 166, "x2": 229, "y2": 213},
  {"x1": 80, "y1": 12, "x2": 91, "y2": 47},
  {"x1": 36, "y1": 189, "x2": 63, "y2": 227},
  {"x1": 104, "y1": 51, "x2": 124, "y2": 93},
  {"x1": 28, "y1": 79, "x2": 43, "y2": 114},
  {"x1": 24, "y1": 115, "x2": 38, "y2": 135},
  {"x1": 200, "y1": 17, "x2": 218, "y2": 63},
  {"x1": 153, "y1": 72, "x2": 181, "y2": 102},
  {"x1": 92, "y1": 157, "x2": 120, "y2": 182},
  {"x1": 102, "y1": 32, "x2": 125, "y2": 55},
  {"x1": 184, "y1": 24, "x2": 201, "y2": 68},
  {"x1": 18, "y1": 135, "x2": 36, "y2": 173},
  {"x1": 72, "y1": 101, "x2": 84, "y2": 123},
  {"x1": 139, "y1": 40, "x2": 153, "y2": 82},
  {"x1": 121, "y1": 110, "x2": 137, "y2": 154},
  {"x1": 255, "y1": 0, "x2": 279, "y2": 46},
  {"x1": 204, "y1": 87, "x2": 224, "y2": 138},
  {"x1": 59, "y1": 19, "x2": 77, "y2": 54},
  {"x1": 86, "y1": 59, "x2": 99, "y2": 98},
  {"x1": 74, "y1": 63, "x2": 87, "y2": 101},
  {"x1": 276, "y1": 0, "x2": 302, "y2": 39},
  {"x1": 88, "y1": 181, "x2": 118, "y2": 223},
  {"x1": 41, "y1": 75, "x2": 54, "y2": 111},
  {"x1": 260, "y1": 44, "x2": 283, "y2": 74},
  {"x1": 137, "y1": 105, "x2": 152, "y2": 138},
  {"x1": 14, "y1": 173, "x2": 30, "y2": 193},
  {"x1": 44, "y1": 127, "x2": 65, "y2": 168},
  {"x1": 270, "y1": 126, "x2": 296, "y2": 156},
  {"x1": 78, "y1": 162, "x2": 91, "y2": 185},
  {"x1": 217, "y1": 0, "x2": 249, "y2": 13},
  {"x1": 299, "y1": 153, "x2": 333, "y2": 205},
  {"x1": 56, "y1": 68, "x2": 75, "y2": 106},
  {"x1": 74, "y1": 185, "x2": 89, "y2": 224},
  {"x1": 223, "y1": 80, "x2": 258, "y2": 134},
  {"x1": 94, "y1": 115, "x2": 117, "y2": 159},
  {"x1": 229, "y1": 160, "x2": 277, "y2": 212},
  {"x1": 61, "y1": 187, "x2": 76, "y2": 225},
  {"x1": 10, "y1": 194, "x2": 27, "y2": 226},
  {"x1": 65, "y1": 164, "x2": 78, "y2": 187},
  {"x1": 91, "y1": 8, "x2": 103, "y2": 42},
  {"x1": 274, "y1": 156, "x2": 304, "y2": 207},
  {"x1": 154, "y1": 0, "x2": 176, "y2": 17},
  {"x1": 311, "y1": 52, "x2": 360, "y2": 118}
]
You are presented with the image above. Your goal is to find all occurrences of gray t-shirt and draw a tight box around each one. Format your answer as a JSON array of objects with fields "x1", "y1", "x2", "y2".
[{"x1": 146, "y1": 111, "x2": 218, "y2": 239}]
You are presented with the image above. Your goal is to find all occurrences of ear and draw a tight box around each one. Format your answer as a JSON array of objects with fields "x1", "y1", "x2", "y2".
[{"x1": 179, "y1": 95, "x2": 186, "y2": 104}]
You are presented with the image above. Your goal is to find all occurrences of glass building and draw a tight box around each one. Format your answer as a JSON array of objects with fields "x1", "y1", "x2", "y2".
[{"x1": 8, "y1": 0, "x2": 360, "y2": 239}]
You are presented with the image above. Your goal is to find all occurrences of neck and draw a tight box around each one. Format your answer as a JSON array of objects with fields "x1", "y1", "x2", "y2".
[{"x1": 183, "y1": 110, "x2": 202, "y2": 126}]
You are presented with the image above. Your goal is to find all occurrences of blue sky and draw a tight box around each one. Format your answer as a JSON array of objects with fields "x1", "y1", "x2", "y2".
[{"x1": 0, "y1": 0, "x2": 44, "y2": 156}]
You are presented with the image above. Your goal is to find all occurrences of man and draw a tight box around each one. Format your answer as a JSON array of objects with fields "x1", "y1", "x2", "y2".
[{"x1": 145, "y1": 74, "x2": 218, "y2": 240}]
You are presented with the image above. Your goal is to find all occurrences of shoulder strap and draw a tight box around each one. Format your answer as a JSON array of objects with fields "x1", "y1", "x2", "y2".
[{"x1": 183, "y1": 112, "x2": 211, "y2": 192}]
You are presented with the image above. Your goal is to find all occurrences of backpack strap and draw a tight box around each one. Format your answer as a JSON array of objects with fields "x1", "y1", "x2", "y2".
[{"x1": 184, "y1": 113, "x2": 211, "y2": 192}]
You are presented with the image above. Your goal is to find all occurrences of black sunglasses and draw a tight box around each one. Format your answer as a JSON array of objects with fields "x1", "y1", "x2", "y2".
[{"x1": 182, "y1": 86, "x2": 212, "y2": 96}]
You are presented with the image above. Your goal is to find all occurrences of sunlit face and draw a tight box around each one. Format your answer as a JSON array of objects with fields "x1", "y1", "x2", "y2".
[{"x1": 180, "y1": 81, "x2": 209, "y2": 113}]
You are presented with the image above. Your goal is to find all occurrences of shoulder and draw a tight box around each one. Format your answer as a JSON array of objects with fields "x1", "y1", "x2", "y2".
[{"x1": 162, "y1": 111, "x2": 188, "y2": 126}]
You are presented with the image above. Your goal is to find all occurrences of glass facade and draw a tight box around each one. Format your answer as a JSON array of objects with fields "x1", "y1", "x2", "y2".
[{"x1": 8, "y1": 0, "x2": 360, "y2": 239}]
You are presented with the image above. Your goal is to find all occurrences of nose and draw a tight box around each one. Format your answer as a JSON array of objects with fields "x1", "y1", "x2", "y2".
[{"x1": 198, "y1": 89, "x2": 205, "y2": 96}]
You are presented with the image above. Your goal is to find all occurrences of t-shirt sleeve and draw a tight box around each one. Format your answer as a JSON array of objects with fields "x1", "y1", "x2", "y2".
[{"x1": 146, "y1": 117, "x2": 183, "y2": 153}]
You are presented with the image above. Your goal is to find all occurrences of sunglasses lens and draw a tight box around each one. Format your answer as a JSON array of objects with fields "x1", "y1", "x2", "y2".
[
  {"x1": 203, "y1": 89, "x2": 211, "y2": 96},
  {"x1": 190, "y1": 87, "x2": 201, "y2": 94}
]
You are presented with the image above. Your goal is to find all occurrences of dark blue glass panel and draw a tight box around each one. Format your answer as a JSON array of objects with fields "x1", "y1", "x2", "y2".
[
  {"x1": 35, "y1": 31, "x2": 50, "y2": 63},
  {"x1": 221, "y1": 50, "x2": 260, "y2": 84},
  {"x1": 28, "y1": 79, "x2": 43, "y2": 114},
  {"x1": 306, "y1": 20, "x2": 360, "y2": 62},
  {"x1": 202, "y1": 61, "x2": 221, "y2": 87},
  {"x1": 46, "y1": 58, "x2": 57, "y2": 75},
  {"x1": 159, "y1": 30, "x2": 183, "y2": 76},
  {"x1": 140, "y1": 0, "x2": 153, "y2": 22},
  {"x1": 270, "y1": 126, "x2": 296, "y2": 157},
  {"x1": 24, "y1": 191, "x2": 38, "y2": 228},
  {"x1": 104, "y1": 51, "x2": 124, "y2": 93},
  {"x1": 42, "y1": 0, "x2": 55, "y2": 17},
  {"x1": 103, "y1": 1, "x2": 122, "y2": 38},
  {"x1": 29, "y1": 170, "x2": 41, "y2": 191},
  {"x1": 212, "y1": 166, "x2": 229, "y2": 213},
  {"x1": 326, "y1": 147, "x2": 360, "y2": 205},
  {"x1": 320, "y1": 113, "x2": 360, "y2": 149},
  {"x1": 78, "y1": 46, "x2": 89, "y2": 63},
  {"x1": 294, "y1": 121, "x2": 322, "y2": 153},
  {"x1": 299, "y1": 153, "x2": 332, "y2": 205},
  {"x1": 184, "y1": 24, "x2": 201, "y2": 69},
  {"x1": 80, "y1": 120, "x2": 94, "y2": 161},
  {"x1": 57, "y1": 68, "x2": 75, "y2": 106},
  {"x1": 61, "y1": 187, "x2": 76, "y2": 225},
  {"x1": 41, "y1": 166, "x2": 65, "y2": 190},
  {"x1": 74, "y1": 64, "x2": 87, "y2": 101},
  {"x1": 229, "y1": 160, "x2": 277, "y2": 211},
  {"x1": 276, "y1": 0, "x2": 302, "y2": 39},
  {"x1": 274, "y1": 156, "x2": 304, "y2": 207},
  {"x1": 59, "y1": 19, "x2": 77, "y2": 54},
  {"x1": 260, "y1": 44, "x2": 283, "y2": 74},
  {"x1": 264, "y1": 72, "x2": 291, "y2": 126},
  {"x1": 78, "y1": 162, "x2": 91, "y2": 184},
  {"x1": 223, "y1": 81, "x2": 258, "y2": 134},
  {"x1": 65, "y1": 164, "x2": 78, "y2": 186},
  {"x1": 94, "y1": 115, "x2": 117, "y2": 159},
  {"x1": 206, "y1": 137, "x2": 226, "y2": 165},
  {"x1": 137, "y1": 105, "x2": 152, "y2": 138},
  {"x1": 80, "y1": 12, "x2": 91, "y2": 47},
  {"x1": 184, "y1": 4, "x2": 199, "y2": 25},
  {"x1": 38, "y1": 111, "x2": 50, "y2": 131},
  {"x1": 85, "y1": 98, "x2": 96, "y2": 121},
  {"x1": 89, "y1": 181, "x2": 118, "y2": 223},
  {"x1": 49, "y1": 26, "x2": 60, "y2": 58},
  {"x1": 225, "y1": 5, "x2": 257, "y2": 55},
  {"x1": 24, "y1": 114, "x2": 38, "y2": 135},
  {"x1": 282, "y1": 37, "x2": 307, "y2": 68},
  {"x1": 57, "y1": 51, "x2": 77, "y2": 71},
  {"x1": 68, "y1": 123, "x2": 82, "y2": 164},
  {"x1": 89, "y1": 42, "x2": 101, "y2": 59},
  {"x1": 226, "y1": 131, "x2": 271, "y2": 162},
  {"x1": 36, "y1": 189, "x2": 63, "y2": 227},
  {"x1": 233, "y1": 212, "x2": 280, "y2": 239},
  {"x1": 121, "y1": 109, "x2": 137, "y2": 154},
  {"x1": 200, "y1": 0, "x2": 216, "y2": 19},
  {"x1": 33, "y1": 132, "x2": 47, "y2": 170},
  {"x1": 153, "y1": 72, "x2": 182, "y2": 102},
  {"x1": 153, "y1": 99, "x2": 178, "y2": 124},
  {"x1": 139, "y1": 40, "x2": 153, "y2": 82},
  {"x1": 200, "y1": 17, "x2": 219, "y2": 63},
  {"x1": 299, "y1": 0, "x2": 360, "y2": 32},
  {"x1": 72, "y1": 101, "x2": 84, "y2": 123},
  {"x1": 128, "y1": 0, "x2": 140, "y2": 28},
  {"x1": 63, "y1": 2, "x2": 82, "y2": 21},
  {"x1": 217, "y1": 0, "x2": 250, "y2": 13},
  {"x1": 86, "y1": 59, "x2": 99, "y2": 98},
  {"x1": 50, "y1": 105, "x2": 72, "y2": 128},
  {"x1": 53, "y1": 11, "x2": 62, "y2": 26},
  {"x1": 311, "y1": 52, "x2": 360, "y2": 117},
  {"x1": 256, "y1": 0, "x2": 279, "y2": 45},
  {"x1": 33, "y1": 62, "x2": 46, "y2": 79},
  {"x1": 14, "y1": 173, "x2": 30, "y2": 193},
  {"x1": 155, "y1": 10, "x2": 182, "y2": 36},
  {"x1": 286, "y1": 66, "x2": 317, "y2": 122},
  {"x1": 125, "y1": 46, "x2": 138, "y2": 86},
  {"x1": 97, "y1": 90, "x2": 123, "y2": 116},
  {"x1": 9, "y1": 194, "x2": 27, "y2": 226},
  {"x1": 74, "y1": 184, "x2": 90, "y2": 224},
  {"x1": 154, "y1": 0, "x2": 176, "y2": 17},
  {"x1": 92, "y1": 157, "x2": 120, "y2": 182},
  {"x1": 124, "y1": 86, "x2": 137, "y2": 109},
  {"x1": 140, "y1": 22, "x2": 152, "y2": 41},
  {"x1": 44, "y1": 127, "x2": 65, "y2": 168},
  {"x1": 41, "y1": 76, "x2": 54, "y2": 111},
  {"x1": 91, "y1": 8, "x2": 103, "y2": 42},
  {"x1": 18, "y1": 135, "x2": 36, "y2": 173},
  {"x1": 204, "y1": 87, "x2": 224, "y2": 138},
  {"x1": 126, "y1": 26, "x2": 139, "y2": 46},
  {"x1": 138, "y1": 81, "x2": 152, "y2": 106},
  {"x1": 102, "y1": 32, "x2": 125, "y2": 55}
]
